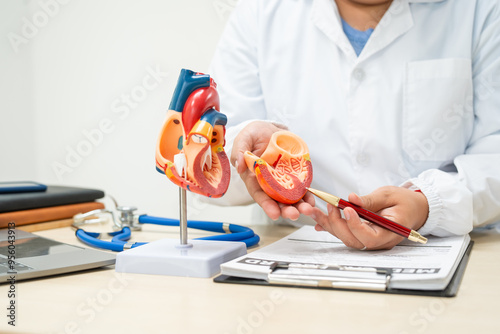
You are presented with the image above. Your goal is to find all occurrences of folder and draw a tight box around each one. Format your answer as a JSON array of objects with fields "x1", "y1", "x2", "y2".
[
  {"x1": 214, "y1": 226, "x2": 473, "y2": 297},
  {"x1": 0, "y1": 185, "x2": 105, "y2": 213},
  {"x1": 0, "y1": 202, "x2": 105, "y2": 228}
]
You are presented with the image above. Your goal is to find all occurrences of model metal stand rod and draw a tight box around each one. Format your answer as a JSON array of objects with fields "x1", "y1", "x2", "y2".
[{"x1": 179, "y1": 187, "x2": 188, "y2": 245}]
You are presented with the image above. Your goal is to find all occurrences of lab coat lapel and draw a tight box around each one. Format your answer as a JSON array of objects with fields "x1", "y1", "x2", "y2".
[
  {"x1": 358, "y1": 0, "x2": 414, "y2": 61},
  {"x1": 310, "y1": 0, "x2": 357, "y2": 61}
]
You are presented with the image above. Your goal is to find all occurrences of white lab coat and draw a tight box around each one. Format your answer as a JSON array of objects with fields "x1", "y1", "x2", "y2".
[{"x1": 208, "y1": 0, "x2": 500, "y2": 236}]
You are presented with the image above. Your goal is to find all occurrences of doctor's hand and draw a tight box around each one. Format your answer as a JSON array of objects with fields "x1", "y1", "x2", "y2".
[
  {"x1": 311, "y1": 186, "x2": 429, "y2": 250},
  {"x1": 231, "y1": 121, "x2": 315, "y2": 221}
]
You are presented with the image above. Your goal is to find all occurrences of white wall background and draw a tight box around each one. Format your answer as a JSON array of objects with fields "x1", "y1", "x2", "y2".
[{"x1": 0, "y1": 0, "x2": 263, "y2": 225}]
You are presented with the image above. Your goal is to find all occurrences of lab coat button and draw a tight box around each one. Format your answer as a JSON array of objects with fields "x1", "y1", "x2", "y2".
[
  {"x1": 353, "y1": 69, "x2": 365, "y2": 81},
  {"x1": 356, "y1": 153, "x2": 370, "y2": 166}
]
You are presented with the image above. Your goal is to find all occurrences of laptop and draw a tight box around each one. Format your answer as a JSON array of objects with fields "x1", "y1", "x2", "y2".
[{"x1": 0, "y1": 229, "x2": 115, "y2": 282}]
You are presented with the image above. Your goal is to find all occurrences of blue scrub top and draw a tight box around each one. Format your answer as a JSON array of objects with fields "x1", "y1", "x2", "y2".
[{"x1": 341, "y1": 18, "x2": 374, "y2": 56}]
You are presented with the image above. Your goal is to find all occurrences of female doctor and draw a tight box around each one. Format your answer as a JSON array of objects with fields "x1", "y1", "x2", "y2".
[{"x1": 208, "y1": 0, "x2": 500, "y2": 250}]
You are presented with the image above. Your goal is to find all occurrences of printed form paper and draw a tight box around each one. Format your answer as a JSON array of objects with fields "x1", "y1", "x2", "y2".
[{"x1": 221, "y1": 226, "x2": 470, "y2": 290}]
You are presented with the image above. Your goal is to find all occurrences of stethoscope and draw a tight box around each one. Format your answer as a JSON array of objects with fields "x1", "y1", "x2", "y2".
[{"x1": 72, "y1": 206, "x2": 260, "y2": 251}]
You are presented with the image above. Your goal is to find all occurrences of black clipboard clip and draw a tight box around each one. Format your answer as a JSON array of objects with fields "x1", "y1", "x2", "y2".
[{"x1": 267, "y1": 262, "x2": 392, "y2": 291}]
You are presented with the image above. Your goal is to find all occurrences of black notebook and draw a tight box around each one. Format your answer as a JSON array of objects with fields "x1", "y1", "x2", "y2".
[{"x1": 0, "y1": 185, "x2": 105, "y2": 213}]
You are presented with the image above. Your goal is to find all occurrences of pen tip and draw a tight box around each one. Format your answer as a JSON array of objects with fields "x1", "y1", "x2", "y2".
[{"x1": 409, "y1": 230, "x2": 428, "y2": 244}]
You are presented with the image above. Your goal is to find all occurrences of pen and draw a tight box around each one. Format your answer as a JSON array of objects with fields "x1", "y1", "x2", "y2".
[{"x1": 306, "y1": 188, "x2": 427, "y2": 244}]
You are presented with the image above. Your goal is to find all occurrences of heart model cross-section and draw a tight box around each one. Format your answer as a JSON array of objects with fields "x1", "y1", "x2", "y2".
[{"x1": 244, "y1": 131, "x2": 313, "y2": 204}]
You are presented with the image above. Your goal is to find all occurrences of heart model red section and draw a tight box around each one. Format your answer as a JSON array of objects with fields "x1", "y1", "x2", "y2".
[{"x1": 244, "y1": 130, "x2": 313, "y2": 204}]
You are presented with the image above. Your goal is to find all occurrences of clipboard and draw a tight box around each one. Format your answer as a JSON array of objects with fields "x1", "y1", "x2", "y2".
[{"x1": 214, "y1": 237, "x2": 473, "y2": 297}]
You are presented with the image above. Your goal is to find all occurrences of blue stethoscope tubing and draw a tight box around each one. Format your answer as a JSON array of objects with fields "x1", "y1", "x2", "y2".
[
  {"x1": 75, "y1": 215, "x2": 260, "y2": 252},
  {"x1": 76, "y1": 227, "x2": 145, "y2": 252}
]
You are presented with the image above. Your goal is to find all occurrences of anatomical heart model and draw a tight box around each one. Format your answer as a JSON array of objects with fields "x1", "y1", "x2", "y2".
[
  {"x1": 244, "y1": 131, "x2": 313, "y2": 204},
  {"x1": 155, "y1": 69, "x2": 230, "y2": 198}
]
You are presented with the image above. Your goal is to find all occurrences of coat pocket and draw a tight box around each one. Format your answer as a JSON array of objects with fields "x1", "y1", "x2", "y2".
[{"x1": 403, "y1": 58, "x2": 474, "y2": 164}]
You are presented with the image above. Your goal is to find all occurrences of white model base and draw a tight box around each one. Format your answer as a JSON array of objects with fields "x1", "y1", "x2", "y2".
[{"x1": 115, "y1": 238, "x2": 247, "y2": 278}]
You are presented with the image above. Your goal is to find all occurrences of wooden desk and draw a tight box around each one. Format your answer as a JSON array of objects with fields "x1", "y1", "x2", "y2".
[{"x1": 1, "y1": 224, "x2": 499, "y2": 334}]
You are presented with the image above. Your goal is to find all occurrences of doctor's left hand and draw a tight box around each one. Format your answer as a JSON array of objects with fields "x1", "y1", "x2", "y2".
[
  {"x1": 310, "y1": 186, "x2": 429, "y2": 250},
  {"x1": 231, "y1": 120, "x2": 315, "y2": 221}
]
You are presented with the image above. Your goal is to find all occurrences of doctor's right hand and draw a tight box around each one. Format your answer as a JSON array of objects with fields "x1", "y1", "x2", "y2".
[
  {"x1": 311, "y1": 186, "x2": 428, "y2": 250},
  {"x1": 231, "y1": 121, "x2": 315, "y2": 221}
]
